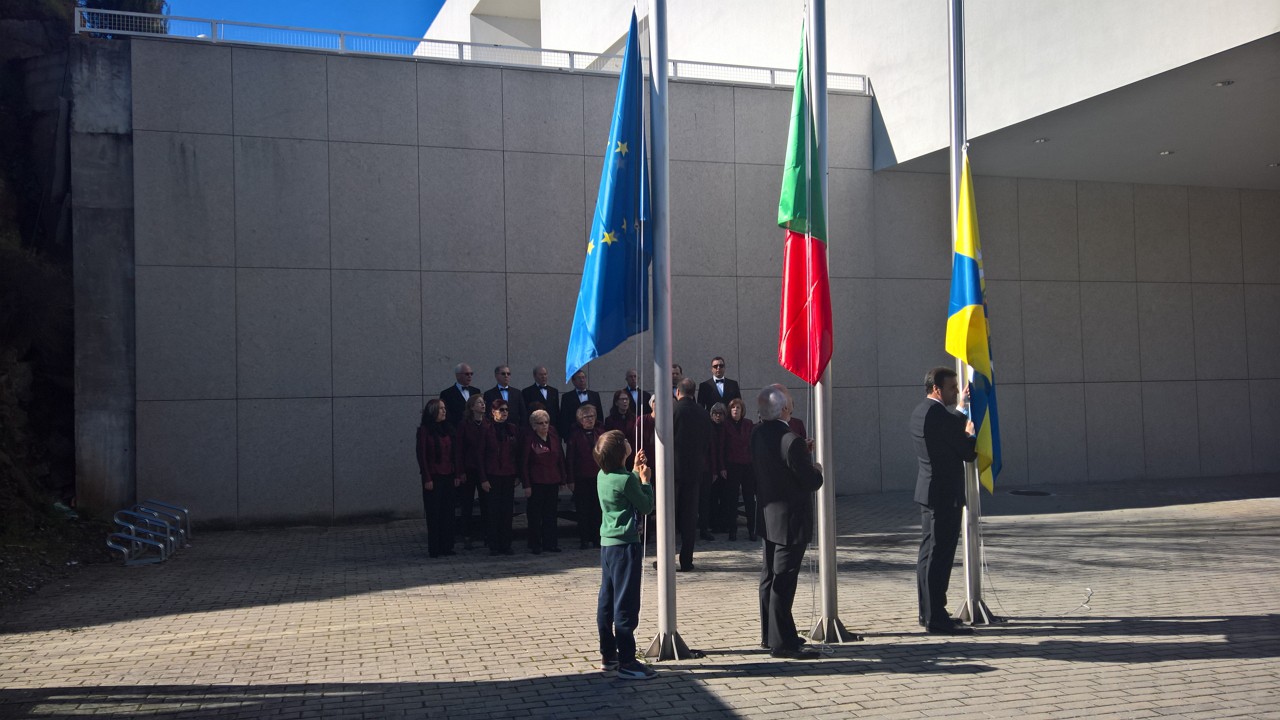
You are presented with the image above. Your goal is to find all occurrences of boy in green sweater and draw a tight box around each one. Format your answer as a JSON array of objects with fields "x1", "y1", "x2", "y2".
[{"x1": 594, "y1": 430, "x2": 656, "y2": 680}]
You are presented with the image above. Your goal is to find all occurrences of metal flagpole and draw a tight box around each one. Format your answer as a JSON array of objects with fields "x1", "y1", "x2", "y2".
[
  {"x1": 645, "y1": 0, "x2": 696, "y2": 660},
  {"x1": 948, "y1": 0, "x2": 997, "y2": 627},
  {"x1": 808, "y1": 0, "x2": 858, "y2": 645}
]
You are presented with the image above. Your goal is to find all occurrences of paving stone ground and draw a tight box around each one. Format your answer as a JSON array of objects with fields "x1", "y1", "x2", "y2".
[{"x1": 2, "y1": 476, "x2": 1279, "y2": 719}]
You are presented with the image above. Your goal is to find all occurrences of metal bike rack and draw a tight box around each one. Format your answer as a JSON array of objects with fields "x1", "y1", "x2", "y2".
[{"x1": 106, "y1": 500, "x2": 192, "y2": 566}]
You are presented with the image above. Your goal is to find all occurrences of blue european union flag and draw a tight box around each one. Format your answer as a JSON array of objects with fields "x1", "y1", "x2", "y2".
[{"x1": 565, "y1": 10, "x2": 651, "y2": 381}]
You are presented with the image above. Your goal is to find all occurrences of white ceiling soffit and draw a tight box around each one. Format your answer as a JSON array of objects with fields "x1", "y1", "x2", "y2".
[{"x1": 889, "y1": 32, "x2": 1280, "y2": 190}]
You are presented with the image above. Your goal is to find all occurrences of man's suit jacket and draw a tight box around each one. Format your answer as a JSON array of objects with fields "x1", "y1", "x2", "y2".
[
  {"x1": 440, "y1": 384, "x2": 481, "y2": 427},
  {"x1": 750, "y1": 419, "x2": 823, "y2": 546},
  {"x1": 622, "y1": 386, "x2": 654, "y2": 415},
  {"x1": 522, "y1": 383, "x2": 561, "y2": 431},
  {"x1": 696, "y1": 377, "x2": 742, "y2": 411},
  {"x1": 559, "y1": 388, "x2": 604, "y2": 438},
  {"x1": 672, "y1": 396, "x2": 713, "y2": 482},
  {"x1": 483, "y1": 385, "x2": 528, "y2": 427},
  {"x1": 910, "y1": 399, "x2": 977, "y2": 508}
]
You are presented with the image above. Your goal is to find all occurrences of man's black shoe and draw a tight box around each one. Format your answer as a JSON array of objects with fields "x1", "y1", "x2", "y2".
[
  {"x1": 770, "y1": 647, "x2": 821, "y2": 660},
  {"x1": 926, "y1": 623, "x2": 974, "y2": 635},
  {"x1": 677, "y1": 565, "x2": 695, "y2": 572},
  {"x1": 760, "y1": 636, "x2": 807, "y2": 649}
]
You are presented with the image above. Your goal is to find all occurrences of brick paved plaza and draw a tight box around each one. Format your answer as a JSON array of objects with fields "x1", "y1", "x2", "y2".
[{"x1": 2, "y1": 476, "x2": 1279, "y2": 719}]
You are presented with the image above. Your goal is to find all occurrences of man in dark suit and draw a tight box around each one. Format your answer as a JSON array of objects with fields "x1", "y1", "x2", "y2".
[
  {"x1": 483, "y1": 365, "x2": 528, "y2": 428},
  {"x1": 522, "y1": 366, "x2": 560, "y2": 432},
  {"x1": 697, "y1": 356, "x2": 742, "y2": 411},
  {"x1": 623, "y1": 368, "x2": 653, "y2": 416},
  {"x1": 911, "y1": 366, "x2": 977, "y2": 636},
  {"x1": 559, "y1": 369, "x2": 604, "y2": 439},
  {"x1": 750, "y1": 385, "x2": 823, "y2": 660},
  {"x1": 439, "y1": 363, "x2": 481, "y2": 427},
  {"x1": 672, "y1": 377, "x2": 712, "y2": 571}
]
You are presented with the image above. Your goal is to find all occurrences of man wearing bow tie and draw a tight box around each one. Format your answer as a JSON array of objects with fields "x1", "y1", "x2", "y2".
[
  {"x1": 697, "y1": 356, "x2": 742, "y2": 412},
  {"x1": 440, "y1": 363, "x2": 481, "y2": 427},
  {"x1": 521, "y1": 366, "x2": 560, "y2": 432},
  {"x1": 622, "y1": 368, "x2": 653, "y2": 416},
  {"x1": 484, "y1": 365, "x2": 528, "y2": 428},
  {"x1": 671, "y1": 364, "x2": 683, "y2": 399},
  {"x1": 559, "y1": 369, "x2": 604, "y2": 439}
]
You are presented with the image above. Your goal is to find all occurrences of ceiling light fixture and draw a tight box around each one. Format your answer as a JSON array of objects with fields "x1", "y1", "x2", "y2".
[
  {"x1": 1033, "y1": 137, "x2": 1050, "y2": 144},
  {"x1": 1270, "y1": 162, "x2": 1280, "y2": 168},
  {"x1": 1159, "y1": 150, "x2": 1175, "y2": 156},
  {"x1": 1213, "y1": 80, "x2": 1234, "y2": 87}
]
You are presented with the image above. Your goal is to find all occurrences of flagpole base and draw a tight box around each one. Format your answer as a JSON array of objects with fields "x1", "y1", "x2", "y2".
[
  {"x1": 644, "y1": 631, "x2": 702, "y2": 661},
  {"x1": 808, "y1": 616, "x2": 862, "y2": 643},
  {"x1": 955, "y1": 598, "x2": 1002, "y2": 626}
]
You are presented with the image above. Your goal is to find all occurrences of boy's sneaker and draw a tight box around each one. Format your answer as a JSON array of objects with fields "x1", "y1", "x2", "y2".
[
  {"x1": 599, "y1": 659, "x2": 619, "y2": 672},
  {"x1": 617, "y1": 662, "x2": 656, "y2": 680}
]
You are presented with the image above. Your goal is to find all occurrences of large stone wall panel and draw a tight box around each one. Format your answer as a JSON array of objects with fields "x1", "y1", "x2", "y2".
[
  {"x1": 502, "y1": 69, "x2": 583, "y2": 155},
  {"x1": 234, "y1": 136, "x2": 329, "y2": 268},
  {"x1": 131, "y1": 39, "x2": 231, "y2": 134},
  {"x1": 833, "y1": 386, "x2": 881, "y2": 494},
  {"x1": 973, "y1": 175, "x2": 1019, "y2": 281},
  {"x1": 333, "y1": 395, "x2": 424, "y2": 519},
  {"x1": 1134, "y1": 184, "x2": 1190, "y2": 282},
  {"x1": 1025, "y1": 383, "x2": 1087, "y2": 484},
  {"x1": 830, "y1": 278, "x2": 878, "y2": 387},
  {"x1": 236, "y1": 268, "x2": 332, "y2": 398},
  {"x1": 1081, "y1": 282, "x2": 1140, "y2": 382},
  {"x1": 136, "y1": 266, "x2": 236, "y2": 401},
  {"x1": 418, "y1": 62, "x2": 502, "y2": 150},
  {"x1": 330, "y1": 142, "x2": 419, "y2": 270},
  {"x1": 1018, "y1": 178, "x2": 1078, "y2": 281},
  {"x1": 232, "y1": 47, "x2": 327, "y2": 140},
  {"x1": 420, "y1": 147, "x2": 505, "y2": 273},
  {"x1": 136, "y1": 399, "x2": 237, "y2": 524},
  {"x1": 670, "y1": 81, "x2": 735, "y2": 163},
  {"x1": 1196, "y1": 380, "x2": 1252, "y2": 477},
  {"x1": 332, "y1": 270, "x2": 422, "y2": 397},
  {"x1": 734, "y1": 163, "x2": 785, "y2": 278},
  {"x1": 1251, "y1": 379, "x2": 1280, "y2": 473},
  {"x1": 1021, "y1": 281, "x2": 1084, "y2": 383},
  {"x1": 733, "y1": 86, "x2": 790, "y2": 166},
  {"x1": 1241, "y1": 190, "x2": 1280, "y2": 284},
  {"x1": 1142, "y1": 382, "x2": 1201, "y2": 478},
  {"x1": 872, "y1": 171, "x2": 949, "y2": 280},
  {"x1": 133, "y1": 130, "x2": 234, "y2": 266},
  {"x1": 874, "y1": 279, "x2": 950, "y2": 387},
  {"x1": 503, "y1": 151, "x2": 584, "y2": 274},
  {"x1": 327, "y1": 56, "x2": 416, "y2": 145},
  {"x1": 828, "y1": 94, "x2": 873, "y2": 170},
  {"x1": 503, "y1": 273, "x2": 573, "y2": 386},
  {"x1": 1188, "y1": 186, "x2": 1243, "y2": 283},
  {"x1": 1137, "y1": 283, "x2": 1196, "y2": 381},
  {"x1": 1078, "y1": 181, "x2": 1135, "y2": 282},
  {"x1": 1084, "y1": 382, "x2": 1145, "y2": 481},
  {"x1": 1192, "y1": 283, "x2": 1248, "y2": 380},
  {"x1": 1244, "y1": 284, "x2": 1280, "y2": 378},
  {"x1": 828, "y1": 168, "x2": 875, "y2": 279},
  {"x1": 671, "y1": 160, "x2": 736, "y2": 277},
  {"x1": 238, "y1": 398, "x2": 333, "y2": 523}
]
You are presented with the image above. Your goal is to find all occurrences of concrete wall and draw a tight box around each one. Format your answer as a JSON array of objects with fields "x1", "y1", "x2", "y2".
[{"x1": 103, "y1": 38, "x2": 1280, "y2": 526}]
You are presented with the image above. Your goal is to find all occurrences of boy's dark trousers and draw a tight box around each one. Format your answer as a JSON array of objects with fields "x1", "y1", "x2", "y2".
[{"x1": 598, "y1": 542, "x2": 643, "y2": 664}]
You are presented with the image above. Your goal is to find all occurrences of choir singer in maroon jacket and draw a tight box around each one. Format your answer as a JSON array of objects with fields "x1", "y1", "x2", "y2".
[
  {"x1": 522, "y1": 409, "x2": 566, "y2": 554},
  {"x1": 480, "y1": 399, "x2": 520, "y2": 556},
  {"x1": 416, "y1": 399, "x2": 462, "y2": 558}
]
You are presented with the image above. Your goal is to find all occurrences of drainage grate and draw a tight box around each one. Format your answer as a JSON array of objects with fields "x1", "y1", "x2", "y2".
[{"x1": 1008, "y1": 489, "x2": 1052, "y2": 497}]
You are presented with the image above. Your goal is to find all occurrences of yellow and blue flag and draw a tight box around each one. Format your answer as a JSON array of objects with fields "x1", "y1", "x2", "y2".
[
  {"x1": 566, "y1": 10, "x2": 651, "y2": 381},
  {"x1": 946, "y1": 149, "x2": 1002, "y2": 492}
]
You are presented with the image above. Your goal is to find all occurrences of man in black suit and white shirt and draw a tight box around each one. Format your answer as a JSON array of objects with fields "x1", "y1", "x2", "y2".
[
  {"x1": 750, "y1": 385, "x2": 823, "y2": 659},
  {"x1": 440, "y1": 363, "x2": 481, "y2": 428},
  {"x1": 622, "y1": 368, "x2": 653, "y2": 416},
  {"x1": 522, "y1": 366, "x2": 560, "y2": 432},
  {"x1": 911, "y1": 366, "x2": 977, "y2": 635},
  {"x1": 697, "y1": 356, "x2": 742, "y2": 411},
  {"x1": 483, "y1": 365, "x2": 528, "y2": 428},
  {"x1": 559, "y1": 369, "x2": 604, "y2": 439}
]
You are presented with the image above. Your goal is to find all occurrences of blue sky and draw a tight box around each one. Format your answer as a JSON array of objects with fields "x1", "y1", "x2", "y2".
[{"x1": 166, "y1": 0, "x2": 446, "y2": 38}]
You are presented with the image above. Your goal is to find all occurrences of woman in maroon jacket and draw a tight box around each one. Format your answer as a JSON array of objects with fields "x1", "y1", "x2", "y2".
[
  {"x1": 521, "y1": 409, "x2": 566, "y2": 554},
  {"x1": 707, "y1": 402, "x2": 729, "y2": 534},
  {"x1": 566, "y1": 404, "x2": 603, "y2": 549},
  {"x1": 416, "y1": 398, "x2": 462, "y2": 558},
  {"x1": 721, "y1": 397, "x2": 755, "y2": 541},
  {"x1": 603, "y1": 390, "x2": 637, "y2": 463},
  {"x1": 481, "y1": 399, "x2": 519, "y2": 556},
  {"x1": 456, "y1": 394, "x2": 489, "y2": 549}
]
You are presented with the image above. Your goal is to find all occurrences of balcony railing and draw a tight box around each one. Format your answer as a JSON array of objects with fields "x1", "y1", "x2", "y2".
[{"x1": 74, "y1": 7, "x2": 870, "y2": 95}]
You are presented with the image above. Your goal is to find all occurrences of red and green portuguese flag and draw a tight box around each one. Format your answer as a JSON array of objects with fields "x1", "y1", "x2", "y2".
[{"x1": 777, "y1": 28, "x2": 832, "y2": 386}]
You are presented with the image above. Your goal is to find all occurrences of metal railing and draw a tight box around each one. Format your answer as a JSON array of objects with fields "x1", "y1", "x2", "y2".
[{"x1": 74, "y1": 7, "x2": 869, "y2": 94}]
